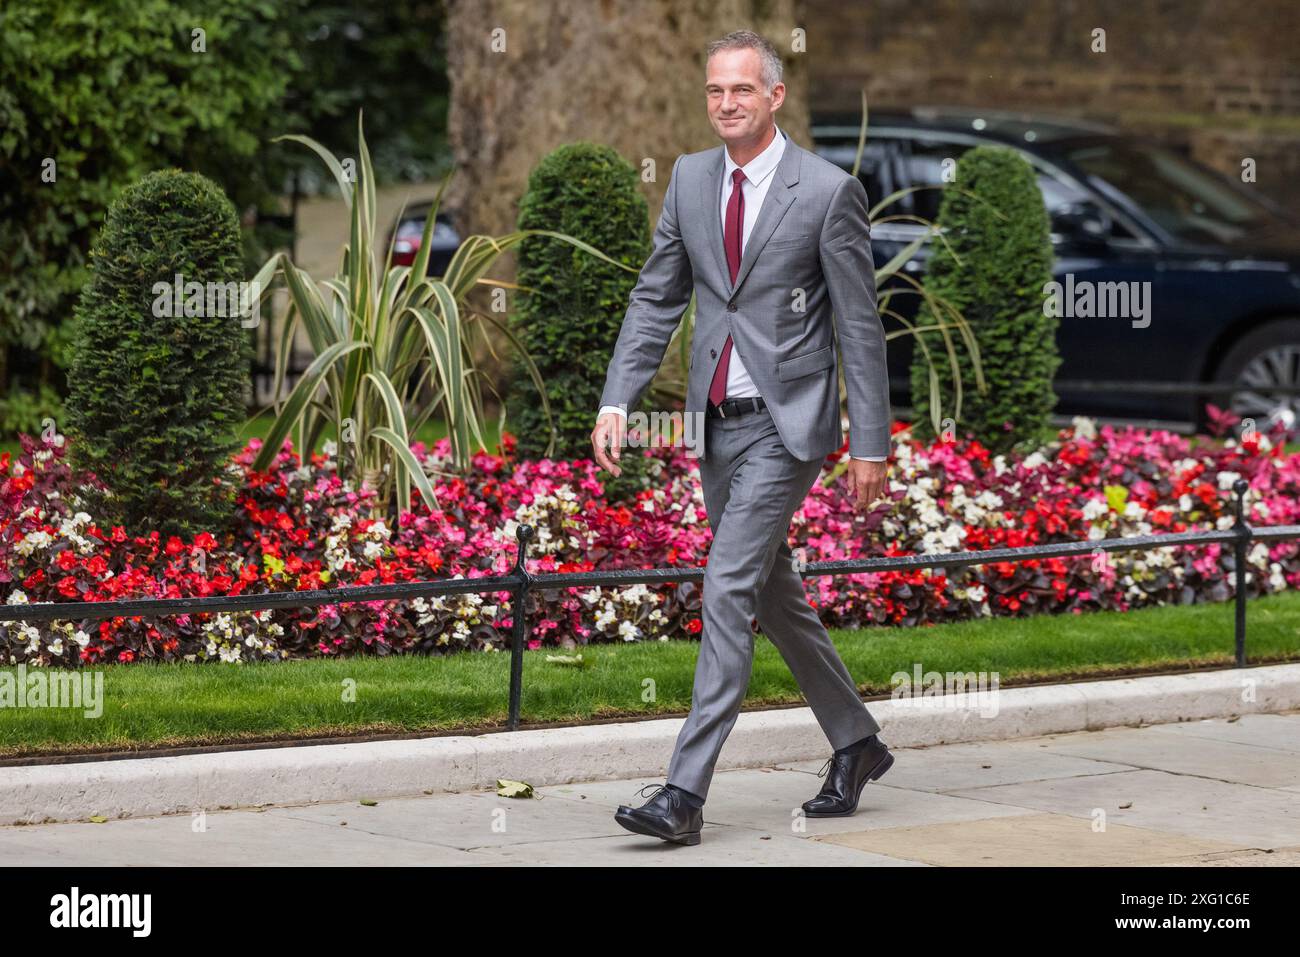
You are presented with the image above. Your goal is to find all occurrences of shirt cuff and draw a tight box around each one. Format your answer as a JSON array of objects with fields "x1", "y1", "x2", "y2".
[{"x1": 851, "y1": 455, "x2": 887, "y2": 462}]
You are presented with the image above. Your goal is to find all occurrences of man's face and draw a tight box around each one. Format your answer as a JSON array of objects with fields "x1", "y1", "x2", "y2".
[{"x1": 705, "y1": 47, "x2": 784, "y2": 146}]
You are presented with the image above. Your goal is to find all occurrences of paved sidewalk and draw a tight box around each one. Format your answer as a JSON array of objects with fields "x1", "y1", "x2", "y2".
[{"x1": 3, "y1": 712, "x2": 1298, "y2": 866}]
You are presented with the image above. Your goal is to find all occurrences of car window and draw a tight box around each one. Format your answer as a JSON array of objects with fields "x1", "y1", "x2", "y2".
[
  {"x1": 1064, "y1": 141, "x2": 1279, "y2": 244},
  {"x1": 893, "y1": 137, "x2": 1136, "y2": 239},
  {"x1": 1036, "y1": 173, "x2": 1136, "y2": 240}
]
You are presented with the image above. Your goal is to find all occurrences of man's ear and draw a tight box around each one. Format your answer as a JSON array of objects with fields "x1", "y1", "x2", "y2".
[{"x1": 769, "y1": 82, "x2": 786, "y2": 112}]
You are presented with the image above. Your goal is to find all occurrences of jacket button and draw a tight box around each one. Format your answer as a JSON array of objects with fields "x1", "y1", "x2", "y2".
[
  {"x1": 710, "y1": 349, "x2": 717, "y2": 358},
  {"x1": 727, "y1": 302, "x2": 737, "y2": 312}
]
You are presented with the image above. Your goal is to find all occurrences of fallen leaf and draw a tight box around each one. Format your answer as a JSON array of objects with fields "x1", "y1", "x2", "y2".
[{"x1": 497, "y1": 779, "x2": 534, "y2": 798}]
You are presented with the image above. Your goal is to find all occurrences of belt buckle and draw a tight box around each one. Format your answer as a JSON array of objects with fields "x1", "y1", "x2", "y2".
[{"x1": 717, "y1": 401, "x2": 727, "y2": 418}]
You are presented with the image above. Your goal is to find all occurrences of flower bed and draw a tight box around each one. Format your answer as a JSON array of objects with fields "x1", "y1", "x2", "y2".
[{"x1": 2, "y1": 417, "x2": 1298, "y2": 667}]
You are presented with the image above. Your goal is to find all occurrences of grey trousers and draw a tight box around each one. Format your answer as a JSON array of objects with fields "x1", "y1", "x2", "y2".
[{"x1": 665, "y1": 404, "x2": 881, "y2": 801}]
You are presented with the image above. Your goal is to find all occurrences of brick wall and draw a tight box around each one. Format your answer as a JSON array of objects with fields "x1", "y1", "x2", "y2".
[{"x1": 803, "y1": 0, "x2": 1300, "y2": 215}]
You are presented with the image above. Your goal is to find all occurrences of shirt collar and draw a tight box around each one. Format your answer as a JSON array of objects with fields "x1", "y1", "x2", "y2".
[{"x1": 723, "y1": 125, "x2": 787, "y2": 188}]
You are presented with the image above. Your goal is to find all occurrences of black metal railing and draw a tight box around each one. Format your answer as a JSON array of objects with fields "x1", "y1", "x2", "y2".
[{"x1": 2, "y1": 479, "x2": 1297, "y2": 731}]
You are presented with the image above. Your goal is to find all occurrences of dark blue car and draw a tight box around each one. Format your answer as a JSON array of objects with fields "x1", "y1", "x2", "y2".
[{"x1": 812, "y1": 107, "x2": 1300, "y2": 432}]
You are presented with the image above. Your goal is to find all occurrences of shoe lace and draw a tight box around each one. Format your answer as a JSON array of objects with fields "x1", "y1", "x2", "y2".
[
  {"x1": 635, "y1": 783, "x2": 671, "y2": 802},
  {"x1": 816, "y1": 755, "x2": 840, "y2": 779}
]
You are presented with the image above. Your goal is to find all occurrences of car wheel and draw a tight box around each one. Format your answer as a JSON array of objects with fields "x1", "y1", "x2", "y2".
[{"x1": 1207, "y1": 318, "x2": 1300, "y2": 432}]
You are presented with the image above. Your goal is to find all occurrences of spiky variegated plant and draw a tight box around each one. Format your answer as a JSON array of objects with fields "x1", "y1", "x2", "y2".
[{"x1": 247, "y1": 113, "x2": 634, "y2": 515}]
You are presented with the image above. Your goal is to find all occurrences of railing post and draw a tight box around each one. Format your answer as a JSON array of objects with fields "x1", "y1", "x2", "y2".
[
  {"x1": 507, "y1": 524, "x2": 536, "y2": 731},
  {"x1": 1231, "y1": 478, "x2": 1251, "y2": 668}
]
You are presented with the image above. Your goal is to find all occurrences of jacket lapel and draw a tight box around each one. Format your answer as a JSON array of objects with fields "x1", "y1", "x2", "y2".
[
  {"x1": 700, "y1": 146, "x2": 728, "y2": 291},
  {"x1": 730, "y1": 137, "x2": 801, "y2": 295}
]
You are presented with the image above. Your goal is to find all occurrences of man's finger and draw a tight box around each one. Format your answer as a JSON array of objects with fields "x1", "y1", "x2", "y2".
[{"x1": 592, "y1": 424, "x2": 622, "y2": 476}]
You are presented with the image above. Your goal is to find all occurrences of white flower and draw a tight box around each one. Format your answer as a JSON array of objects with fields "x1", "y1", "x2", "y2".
[
  {"x1": 1081, "y1": 498, "x2": 1109, "y2": 522},
  {"x1": 1071, "y1": 416, "x2": 1097, "y2": 440},
  {"x1": 73, "y1": 630, "x2": 90, "y2": 648},
  {"x1": 618, "y1": 620, "x2": 641, "y2": 641},
  {"x1": 1216, "y1": 471, "x2": 1242, "y2": 490},
  {"x1": 14, "y1": 530, "x2": 53, "y2": 556},
  {"x1": 7, "y1": 589, "x2": 29, "y2": 604},
  {"x1": 47, "y1": 638, "x2": 64, "y2": 656}
]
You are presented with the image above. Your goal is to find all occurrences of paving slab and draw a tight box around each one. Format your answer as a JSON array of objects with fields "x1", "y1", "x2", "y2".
[
  {"x1": 814, "y1": 812, "x2": 1241, "y2": 867},
  {"x1": 0, "y1": 809, "x2": 509, "y2": 866},
  {"x1": 1136, "y1": 713, "x2": 1300, "y2": 753},
  {"x1": 777, "y1": 737, "x2": 1133, "y2": 792},
  {"x1": 1031, "y1": 725, "x2": 1300, "y2": 789},
  {"x1": 946, "y1": 768, "x2": 1300, "y2": 849}
]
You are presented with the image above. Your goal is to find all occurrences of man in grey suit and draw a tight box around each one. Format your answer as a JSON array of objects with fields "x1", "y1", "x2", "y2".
[{"x1": 590, "y1": 30, "x2": 895, "y2": 846}]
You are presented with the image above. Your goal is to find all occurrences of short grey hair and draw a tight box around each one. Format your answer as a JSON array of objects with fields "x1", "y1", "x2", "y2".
[{"x1": 706, "y1": 30, "x2": 783, "y2": 94}]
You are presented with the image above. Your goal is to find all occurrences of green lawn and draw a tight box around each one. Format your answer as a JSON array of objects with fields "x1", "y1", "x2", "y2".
[{"x1": 3, "y1": 590, "x2": 1298, "y2": 759}]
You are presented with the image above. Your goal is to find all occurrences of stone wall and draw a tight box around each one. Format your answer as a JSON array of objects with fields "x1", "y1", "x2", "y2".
[{"x1": 804, "y1": 0, "x2": 1300, "y2": 215}]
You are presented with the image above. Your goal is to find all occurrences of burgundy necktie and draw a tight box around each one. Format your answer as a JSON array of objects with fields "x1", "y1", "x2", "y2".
[{"x1": 709, "y1": 168, "x2": 746, "y2": 406}]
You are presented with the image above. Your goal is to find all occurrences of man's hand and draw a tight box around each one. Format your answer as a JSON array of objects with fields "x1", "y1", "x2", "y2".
[
  {"x1": 591, "y1": 412, "x2": 626, "y2": 477},
  {"x1": 846, "y1": 459, "x2": 888, "y2": 511}
]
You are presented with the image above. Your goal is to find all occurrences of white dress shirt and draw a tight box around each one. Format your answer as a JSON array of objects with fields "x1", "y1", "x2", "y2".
[{"x1": 599, "y1": 125, "x2": 885, "y2": 462}]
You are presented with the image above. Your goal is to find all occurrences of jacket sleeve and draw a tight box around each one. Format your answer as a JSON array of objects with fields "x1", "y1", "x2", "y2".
[
  {"x1": 597, "y1": 155, "x2": 694, "y2": 415},
  {"x1": 819, "y1": 174, "x2": 893, "y2": 459}
]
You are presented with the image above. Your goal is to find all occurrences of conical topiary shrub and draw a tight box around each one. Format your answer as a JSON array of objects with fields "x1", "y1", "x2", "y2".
[
  {"x1": 508, "y1": 142, "x2": 652, "y2": 499},
  {"x1": 65, "y1": 169, "x2": 250, "y2": 535},
  {"x1": 908, "y1": 145, "x2": 1059, "y2": 454}
]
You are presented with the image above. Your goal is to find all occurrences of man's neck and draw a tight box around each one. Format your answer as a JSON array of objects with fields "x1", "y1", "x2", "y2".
[{"x1": 725, "y1": 123, "x2": 777, "y2": 168}]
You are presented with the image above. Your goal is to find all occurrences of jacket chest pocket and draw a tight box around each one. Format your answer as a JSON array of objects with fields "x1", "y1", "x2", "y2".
[{"x1": 766, "y1": 233, "x2": 813, "y2": 251}]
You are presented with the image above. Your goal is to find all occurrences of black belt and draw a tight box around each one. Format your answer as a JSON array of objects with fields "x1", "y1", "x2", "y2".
[{"x1": 706, "y1": 396, "x2": 766, "y2": 418}]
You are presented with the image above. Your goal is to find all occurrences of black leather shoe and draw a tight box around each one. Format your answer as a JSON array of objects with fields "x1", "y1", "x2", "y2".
[
  {"x1": 614, "y1": 783, "x2": 703, "y2": 845},
  {"x1": 801, "y1": 735, "x2": 895, "y2": 817}
]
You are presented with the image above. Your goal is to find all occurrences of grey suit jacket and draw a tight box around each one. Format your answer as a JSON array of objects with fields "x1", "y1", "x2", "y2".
[{"x1": 598, "y1": 134, "x2": 892, "y2": 462}]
